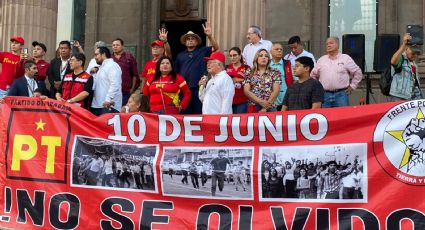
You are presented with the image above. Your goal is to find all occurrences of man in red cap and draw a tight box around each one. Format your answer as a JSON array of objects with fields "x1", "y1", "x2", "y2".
[
  {"x1": 198, "y1": 52, "x2": 234, "y2": 114},
  {"x1": 0, "y1": 36, "x2": 26, "y2": 98},
  {"x1": 140, "y1": 28, "x2": 171, "y2": 89}
]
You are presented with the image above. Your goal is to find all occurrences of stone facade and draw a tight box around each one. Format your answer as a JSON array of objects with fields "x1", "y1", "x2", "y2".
[{"x1": 0, "y1": 0, "x2": 58, "y2": 60}]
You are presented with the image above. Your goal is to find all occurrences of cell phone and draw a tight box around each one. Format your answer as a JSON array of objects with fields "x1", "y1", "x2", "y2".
[
  {"x1": 407, "y1": 25, "x2": 423, "y2": 45},
  {"x1": 23, "y1": 48, "x2": 28, "y2": 54},
  {"x1": 70, "y1": 40, "x2": 75, "y2": 46}
]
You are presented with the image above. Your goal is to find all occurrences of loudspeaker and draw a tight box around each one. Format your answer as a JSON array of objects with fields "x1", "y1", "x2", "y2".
[
  {"x1": 407, "y1": 25, "x2": 423, "y2": 45},
  {"x1": 342, "y1": 34, "x2": 365, "y2": 73},
  {"x1": 373, "y1": 34, "x2": 400, "y2": 73}
]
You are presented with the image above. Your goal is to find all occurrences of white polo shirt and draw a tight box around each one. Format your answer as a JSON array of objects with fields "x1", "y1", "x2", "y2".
[{"x1": 199, "y1": 70, "x2": 235, "y2": 114}]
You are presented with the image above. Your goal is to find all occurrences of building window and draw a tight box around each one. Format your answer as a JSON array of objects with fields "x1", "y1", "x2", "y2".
[
  {"x1": 73, "y1": 0, "x2": 86, "y2": 48},
  {"x1": 329, "y1": 0, "x2": 377, "y2": 72}
]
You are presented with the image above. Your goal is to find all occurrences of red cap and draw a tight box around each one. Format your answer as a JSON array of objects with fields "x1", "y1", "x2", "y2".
[
  {"x1": 151, "y1": 40, "x2": 164, "y2": 48},
  {"x1": 10, "y1": 36, "x2": 25, "y2": 45},
  {"x1": 204, "y1": 52, "x2": 225, "y2": 64}
]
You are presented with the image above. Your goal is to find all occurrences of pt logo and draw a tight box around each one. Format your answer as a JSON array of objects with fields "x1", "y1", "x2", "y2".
[
  {"x1": 5, "y1": 109, "x2": 70, "y2": 183},
  {"x1": 373, "y1": 100, "x2": 425, "y2": 185}
]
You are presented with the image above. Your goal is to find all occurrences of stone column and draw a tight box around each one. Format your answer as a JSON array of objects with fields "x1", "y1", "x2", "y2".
[
  {"x1": 0, "y1": 0, "x2": 58, "y2": 60},
  {"x1": 207, "y1": 0, "x2": 266, "y2": 54},
  {"x1": 418, "y1": 1, "x2": 425, "y2": 74}
]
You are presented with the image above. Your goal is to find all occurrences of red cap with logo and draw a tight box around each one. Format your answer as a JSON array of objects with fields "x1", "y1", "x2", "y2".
[
  {"x1": 151, "y1": 40, "x2": 164, "y2": 48},
  {"x1": 204, "y1": 51, "x2": 225, "y2": 64},
  {"x1": 10, "y1": 36, "x2": 25, "y2": 45}
]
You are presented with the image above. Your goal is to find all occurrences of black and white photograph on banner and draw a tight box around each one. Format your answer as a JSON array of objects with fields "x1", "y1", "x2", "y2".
[
  {"x1": 259, "y1": 144, "x2": 367, "y2": 202},
  {"x1": 71, "y1": 136, "x2": 158, "y2": 192},
  {"x1": 161, "y1": 147, "x2": 254, "y2": 199}
]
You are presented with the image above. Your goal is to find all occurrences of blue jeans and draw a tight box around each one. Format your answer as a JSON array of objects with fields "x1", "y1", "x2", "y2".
[
  {"x1": 0, "y1": 89, "x2": 8, "y2": 98},
  {"x1": 255, "y1": 104, "x2": 277, "y2": 112},
  {"x1": 232, "y1": 102, "x2": 248, "y2": 114},
  {"x1": 122, "y1": 92, "x2": 131, "y2": 106},
  {"x1": 91, "y1": 107, "x2": 119, "y2": 116},
  {"x1": 322, "y1": 90, "x2": 349, "y2": 108},
  {"x1": 183, "y1": 88, "x2": 202, "y2": 114}
]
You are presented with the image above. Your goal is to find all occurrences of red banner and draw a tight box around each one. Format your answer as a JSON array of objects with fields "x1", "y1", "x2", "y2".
[{"x1": 0, "y1": 96, "x2": 425, "y2": 229}]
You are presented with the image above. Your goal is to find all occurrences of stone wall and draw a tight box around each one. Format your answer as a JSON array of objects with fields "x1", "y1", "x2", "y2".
[{"x1": 0, "y1": 0, "x2": 58, "y2": 60}]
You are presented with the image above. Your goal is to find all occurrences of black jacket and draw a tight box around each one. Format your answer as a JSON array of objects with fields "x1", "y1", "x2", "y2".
[{"x1": 8, "y1": 76, "x2": 49, "y2": 97}]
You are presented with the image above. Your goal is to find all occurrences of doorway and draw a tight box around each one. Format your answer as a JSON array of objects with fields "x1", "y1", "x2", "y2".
[{"x1": 161, "y1": 20, "x2": 206, "y2": 60}]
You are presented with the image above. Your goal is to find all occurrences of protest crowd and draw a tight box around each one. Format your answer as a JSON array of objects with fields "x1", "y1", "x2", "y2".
[{"x1": 1, "y1": 23, "x2": 422, "y2": 114}]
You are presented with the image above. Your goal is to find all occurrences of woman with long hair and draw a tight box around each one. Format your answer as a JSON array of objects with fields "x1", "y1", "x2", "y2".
[
  {"x1": 226, "y1": 47, "x2": 251, "y2": 114},
  {"x1": 267, "y1": 168, "x2": 285, "y2": 198},
  {"x1": 143, "y1": 56, "x2": 191, "y2": 114},
  {"x1": 243, "y1": 49, "x2": 281, "y2": 112},
  {"x1": 296, "y1": 168, "x2": 310, "y2": 199}
]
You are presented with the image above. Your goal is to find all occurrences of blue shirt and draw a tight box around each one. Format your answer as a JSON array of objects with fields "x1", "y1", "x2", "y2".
[
  {"x1": 269, "y1": 59, "x2": 286, "y2": 105},
  {"x1": 175, "y1": 46, "x2": 212, "y2": 89}
]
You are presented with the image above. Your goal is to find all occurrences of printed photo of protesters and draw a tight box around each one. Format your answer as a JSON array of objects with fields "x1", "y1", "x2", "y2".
[
  {"x1": 71, "y1": 136, "x2": 158, "y2": 192},
  {"x1": 161, "y1": 147, "x2": 253, "y2": 200},
  {"x1": 259, "y1": 144, "x2": 367, "y2": 202}
]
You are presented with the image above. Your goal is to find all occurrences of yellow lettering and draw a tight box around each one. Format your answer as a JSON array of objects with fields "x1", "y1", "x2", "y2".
[
  {"x1": 41, "y1": 136, "x2": 61, "y2": 174},
  {"x1": 11, "y1": 135, "x2": 37, "y2": 171}
]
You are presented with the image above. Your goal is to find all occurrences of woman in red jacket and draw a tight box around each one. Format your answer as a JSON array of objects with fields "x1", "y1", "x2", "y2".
[
  {"x1": 143, "y1": 56, "x2": 191, "y2": 114},
  {"x1": 226, "y1": 47, "x2": 250, "y2": 114}
]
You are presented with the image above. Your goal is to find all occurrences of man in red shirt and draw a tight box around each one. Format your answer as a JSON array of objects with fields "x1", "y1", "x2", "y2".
[
  {"x1": 32, "y1": 41, "x2": 50, "y2": 82},
  {"x1": 0, "y1": 36, "x2": 25, "y2": 98},
  {"x1": 140, "y1": 28, "x2": 171, "y2": 89},
  {"x1": 112, "y1": 38, "x2": 139, "y2": 105}
]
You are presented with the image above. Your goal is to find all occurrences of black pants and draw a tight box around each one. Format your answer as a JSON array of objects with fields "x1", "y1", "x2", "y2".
[
  {"x1": 190, "y1": 172, "x2": 199, "y2": 188},
  {"x1": 201, "y1": 172, "x2": 208, "y2": 186},
  {"x1": 86, "y1": 170, "x2": 98, "y2": 185},
  {"x1": 134, "y1": 173, "x2": 143, "y2": 189},
  {"x1": 101, "y1": 173, "x2": 113, "y2": 187},
  {"x1": 325, "y1": 191, "x2": 339, "y2": 199},
  {"x1": 211, "y1": 172, "x2": 225, "y2": 196},
  {"x1": 181, "y1": 170, "x2": 188, "y2": 184}
]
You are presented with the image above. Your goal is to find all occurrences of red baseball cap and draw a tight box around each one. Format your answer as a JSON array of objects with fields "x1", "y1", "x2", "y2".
[
  {"x1": 204, "y1": 52, "x2": 225, "y2": 64},
  {"x1": 10, "y1": 36, "x2": 25, "y2": 45},
  {"x1": 151, "y1": 40, "x2": 164, "y2": 48}
]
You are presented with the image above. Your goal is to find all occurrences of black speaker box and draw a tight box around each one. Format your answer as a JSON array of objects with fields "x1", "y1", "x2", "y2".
[
  {"x1": 342, "y1": 34, "x2": 365, "y2": 73},
  {"x1": 373, "y1": 34, "x2": 400, "y2": 73},
  {"x1": 407, "y1": 25, "x2": 423, "y2": 45}
]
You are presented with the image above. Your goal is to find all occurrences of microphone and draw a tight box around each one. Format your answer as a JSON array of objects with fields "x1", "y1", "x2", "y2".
[{"x1": 199, "y1": 75, "x2": 208, "y2": 94}]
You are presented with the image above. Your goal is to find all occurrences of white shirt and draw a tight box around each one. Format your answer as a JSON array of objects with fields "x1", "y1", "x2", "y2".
[
  {"x1": 199, "y1": 70, "x2": 235, "y2": 114},
  {"x1": 284, "y1": 49, "x2": 316, "y2": 71},
  {"x1": 60, "y1": 58, "x2": 70, "y2": 80},
  {"x1": 143, "y1": 164, "x2": 152, "y2": 176},
  {"x1": 116, "y1": 162, "x2": 123, "y2": 172},
  {"x1": 342, "y1": 171, "x2": 363, "y2": 187},
  {"x1": 242, "y1": 39, "x2": 273, "y2": 68},
  {"x1": 89, "y1": 158, "x2": 104, "y2": 173},
  {"x1": 131, "y1": 165, "x2": 142, "y2": 174},
  {"x1": 25, "y1": 75, "x2": 38, "y2": 97},
  {"x1": 103, "y1": 159, "x2": 113, "y2": 175},
  {"x1": 86, "y1": 58, "x2": 100, "y2": 89},
  {"x1": 91, "y1": 58, "x2": 122, "y2": 110}
]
